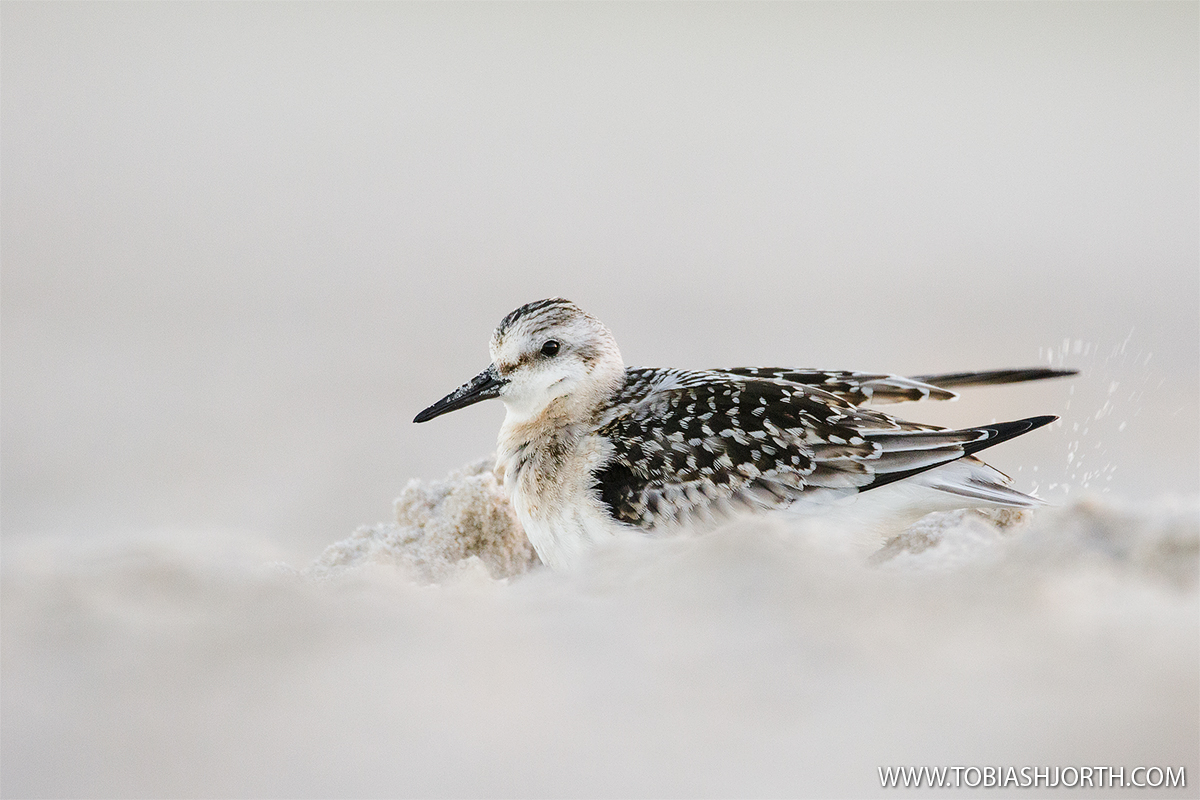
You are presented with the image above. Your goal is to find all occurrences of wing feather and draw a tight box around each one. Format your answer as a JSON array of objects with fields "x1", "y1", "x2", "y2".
[
  {"x1": 714, "y1": 367, "x2": 955, "y2": 406},
  {"x1": 594, "y1": 370, "x2": 1054, "y2": 530},
  {"x1": 712, "y1": 366, "x2": 1076, "y2": 407}
]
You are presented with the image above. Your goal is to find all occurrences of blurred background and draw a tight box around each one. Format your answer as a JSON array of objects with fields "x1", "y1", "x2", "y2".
[
  {"x1": 3, "y1": 3, "x2": 1196, "y2": 558},
  {"x1": 3, "y1": 5, "x2": 1197, "y2": 798}
]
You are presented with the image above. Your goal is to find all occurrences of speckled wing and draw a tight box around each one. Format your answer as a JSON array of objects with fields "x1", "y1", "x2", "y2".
[
  {"x1": 592, "y1": 370, "x2": 1008, "y2": 531},
  {"x1": 714, "y1": 367, "x2": 1077, "y2": 406},
  {"x1": 713, "y1": 367, "x2": 956, "y2": 406}
]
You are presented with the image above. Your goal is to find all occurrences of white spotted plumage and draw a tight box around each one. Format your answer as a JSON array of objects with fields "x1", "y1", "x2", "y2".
[{"x1": 414, "y1": 298, "x2": 1074, "y2": 570}]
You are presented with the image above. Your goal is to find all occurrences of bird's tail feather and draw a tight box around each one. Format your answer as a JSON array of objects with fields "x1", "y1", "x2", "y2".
[{"x1": 911, "y1": 457, "x2": 1047, "y2": 509}]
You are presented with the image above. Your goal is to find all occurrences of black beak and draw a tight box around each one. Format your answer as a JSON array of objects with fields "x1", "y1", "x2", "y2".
[{"x1": 413, "y1": 365, "x2": 505, "y2": 423}]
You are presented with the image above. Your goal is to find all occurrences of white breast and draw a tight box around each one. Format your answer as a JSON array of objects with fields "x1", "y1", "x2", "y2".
[
  {"x1": 497, "y1": 416, "x2": 633, "y2": 570},
  {"x1": 510, "y1": 497, "x2": 631, "y2": 570}
]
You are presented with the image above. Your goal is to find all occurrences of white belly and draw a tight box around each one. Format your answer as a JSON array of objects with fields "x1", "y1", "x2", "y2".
[{"x1": 512, "y1": 496, "x2": 632, "y2": 570}]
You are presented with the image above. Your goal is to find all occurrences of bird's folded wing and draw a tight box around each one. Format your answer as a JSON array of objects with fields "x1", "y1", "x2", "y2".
[
  {"x1": 713, "y1": 366, "x2": 1076, "y2": 406},
  {"x1": 713, "y1": 367, "x2": 957, "y2": 405},
  {"x1": 593, "y1": 373, "x2": 1000, "y2": 530}
]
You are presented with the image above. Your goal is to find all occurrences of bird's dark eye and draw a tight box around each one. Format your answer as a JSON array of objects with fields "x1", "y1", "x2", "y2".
[{"x1": 541, "y1": 340, "x2": 561, "y2": 357}]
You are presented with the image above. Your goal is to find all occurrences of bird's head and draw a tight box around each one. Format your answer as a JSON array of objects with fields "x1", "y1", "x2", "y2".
[{"x1": 413, "y1": 298, "x2": 625, "y2": 425}]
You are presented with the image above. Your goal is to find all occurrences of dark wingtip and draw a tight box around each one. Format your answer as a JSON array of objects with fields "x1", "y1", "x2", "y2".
[
  {"x1": 1034, "y1": 368, "x2": 1079, "y2": 380},
  {"x1": 963, "y1": 415, "x2": 1058, "y2": 456},
  {"x1": 861, "y1": 415, "x2": 1060, "y2": 493},
  {"x1": 912, "y1": 368, "x2": 1079, "y2": 389}
]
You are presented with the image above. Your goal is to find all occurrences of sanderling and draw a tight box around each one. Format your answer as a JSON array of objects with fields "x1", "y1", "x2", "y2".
[{"x1": 414, "y1": 298, "x2": 1075, "y2": 569}]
